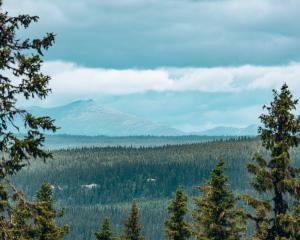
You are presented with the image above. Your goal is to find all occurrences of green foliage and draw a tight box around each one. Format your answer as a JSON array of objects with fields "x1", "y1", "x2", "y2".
[
  {"x1": 4, "y1": 183, "x2": 68, "y2": 240},
  {"x1": 8, "y1": 136, "x2": 300, "y2": 240},
  {"x1": 15, "y1": 137, "x2": 257, "y2": 206},
  {"x1": 32, "y1": 182, "x2": 69, "y2": 240},
  {"x1": 1, "y1": 1, "x2": 300, "y2": 240},
  {"x1": 95, "y1": 218, "x2": 113, "y2": 240},
  {"x1": 193, "y1": 160, "x2": 246, "y2": 240},
  {"x1": 245, "y1": 84, "x2": 300, "y2": 240},
  {"x1": 122, "y1": 201, "x2": 144, "y2": 240},
  {"x1": 9, "y1": 192, "x2": 36, "y2": 239},
  {"x1": 12, "y1": 137, "x2": 300, "y2": 240},
  {"x1": 0, "y1": 1, "x2": 57, "y2": 238},
  {"x1": 0, "y1": 1, "x2": 57, "y2": 180},
  {"x1": 165, "y1": 186, "x2": 191, "y2": 240},
  {"x1": 292, "y1": 203, "x2": 300, "y2": 239}
]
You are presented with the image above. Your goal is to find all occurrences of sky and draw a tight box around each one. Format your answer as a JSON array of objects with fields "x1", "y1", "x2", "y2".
[{"x1": 3, "y1": 0, "x2": 300, "y2": 132}]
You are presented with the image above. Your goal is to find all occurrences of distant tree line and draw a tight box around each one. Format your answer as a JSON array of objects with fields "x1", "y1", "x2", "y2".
[
  {"x1": 0, "y1": 1, "x2": 299, "y2": 240},
  {"x1": 92, "y1": 84, "x2": 300, "y2": 240}
]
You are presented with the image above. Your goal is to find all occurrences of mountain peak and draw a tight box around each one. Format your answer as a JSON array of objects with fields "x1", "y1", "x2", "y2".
[
  {"x1": 199, "y1": 124, "x2": 258, "y2": 136},
  {"x1": 67, "y1": 99, "x2": 95, "y2": 106},
  {"x1": 27, "y1": 101, "x2": 183, "y2": 136}
]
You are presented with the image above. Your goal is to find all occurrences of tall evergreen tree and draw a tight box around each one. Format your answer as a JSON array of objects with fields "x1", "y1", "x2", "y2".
[
  {"x1": 244, "y1": 83, "x2": 300, "y2": 239},
  {"x1": 9, "y1": 192, "x2": 35, "y2": 240},
  {"x1": 32, "y1": 182, "x2": 69, "y2": 240},
  {"x1": 293, "y1": 203, "x2": 300, "y2": 239},
  {"x1": 0, "y1": 0, "x2": 57, "y2": 238},
  {"x1": 95, "y1": 217, "x2": 113, "y2": 240},
  {"x1": 165, "y1": 186, "x2": 191, "y2": 240},
  {"x1": 192, "y1": 160, "x2": 245, "y2": 240},
  {"x1": 122, "y1": 201, "x2": 144, "y2": 240}
]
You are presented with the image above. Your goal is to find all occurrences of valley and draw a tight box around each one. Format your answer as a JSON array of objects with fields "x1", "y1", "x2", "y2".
[{"x1": 13, "y1": 137, "x2": 300, "y2": 240}]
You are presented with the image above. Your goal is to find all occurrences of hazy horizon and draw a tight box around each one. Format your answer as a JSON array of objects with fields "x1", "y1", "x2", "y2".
[{"x1": 6, "y1": 0, "x2": 300, "y2": 132}]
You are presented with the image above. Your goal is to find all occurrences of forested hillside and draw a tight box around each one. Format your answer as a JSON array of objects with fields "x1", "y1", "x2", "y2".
[
  {"x1": 2, "y1": 2, "x2": 300, "y2": 240},
  {"x1": 13, "y1": 138, "x2": 300, "y2": 240}
]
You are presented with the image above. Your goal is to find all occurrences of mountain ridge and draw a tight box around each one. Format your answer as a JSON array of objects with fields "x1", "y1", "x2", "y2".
[
  {"x1": 27, "y1": 100, "x2": 184, "y2": 136},
  {"x1": 24, "y1": 100, "x2": 258, "y2": 136},
  {"x1": 197, "y1": 124, "x2": 258, "y2": 136}
]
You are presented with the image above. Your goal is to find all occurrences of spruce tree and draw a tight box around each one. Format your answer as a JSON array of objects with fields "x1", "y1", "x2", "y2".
[
  {"x1": 192, "y1": 160, "x2": 245, "y2": 240},
  {"x1": 0, "y1": 0, "x2": 57, "y2": 238},
  {"x1": 293, "y1": 203, "x2": 300, "y2": 239},
  {"x1": 165, "y1": 186, "x2": 191, "y2": 240},
  {"x1": 95, "y1": 217, "x2": 113, "y2": 240},
  {"x1": 122, "y1": 201, "x2": 144, "y2": 240},
  {"x1": 0, "y1": 0, "x2": 57, "y2": 179},
  {"x1": 244, "y1": 83, "x2": 300, "y2": 239},
  {"x1": 32, "y1": 182, "x2": 69, "y2": 240},
  {"x1": 9, "y1": 192, "x2": 35, "y2": 240}
]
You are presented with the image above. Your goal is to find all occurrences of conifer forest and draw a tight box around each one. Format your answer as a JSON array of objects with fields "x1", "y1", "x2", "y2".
[{"x1": 0, "y1": 1, "x2": 300, "y2": 240}]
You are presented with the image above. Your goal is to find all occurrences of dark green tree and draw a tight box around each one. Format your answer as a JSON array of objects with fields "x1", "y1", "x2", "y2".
[
  {"x1": 192, "y1": 160, "x2": 245, "y2": 240},
  {"x1": 244, "y1": 83, "x2": 300, "y2": 240},
  {"x1": 32, "y1": 182, "x2": 69, "y2": 240},
  {"x1": 293, "y1": 203, "x2": 300, "y2": 239},
  {"x1": 9, "y1": 192, "x2": 35, "y2": 239},
  {"x1": 95, "y1": 217, "x2": 113, "y2": 240},
  {"x1": 0, "y1": 0, "x2": 57, "y2": 237},
  {"x1": 122, "y1": 201, "x2": 144, "y2": 240},
  {"x1": 165, "y1": 186, "x2": 191, "y2": 240}
]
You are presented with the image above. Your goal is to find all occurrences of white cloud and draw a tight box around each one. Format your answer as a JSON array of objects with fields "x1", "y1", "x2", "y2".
[
  {"x1": 15, "y1": 60, "x2": 300, "y2": 132},
  {"x1": 245, "y1": 64, "x2": 300, "y2": 91},
  {"x1": 43, "y1": 61, "x2": 173, "y2": 95},
  {"x1": 41, "y1": 61, "x2": 300, "y2": 101}
]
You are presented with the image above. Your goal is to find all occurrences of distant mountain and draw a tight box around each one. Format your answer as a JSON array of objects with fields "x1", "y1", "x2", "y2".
[
  {"x1": 18, "y1": 100, "x2": 259, "y2": 137},
  {"x1": 198, "y1": 124, "x2": 258, "y2": 136},
  {"x1": 26, "y1": 100, "x2": 184, "y2": 136}
]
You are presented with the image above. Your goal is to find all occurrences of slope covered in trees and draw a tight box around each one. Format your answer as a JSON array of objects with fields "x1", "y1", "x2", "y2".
[
  {"x1": 12, "y1": 137, "x2": 300, "y2": 239},
  {"x1": 1, "y1": 1, "x2": 299, "y2": 240}
]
